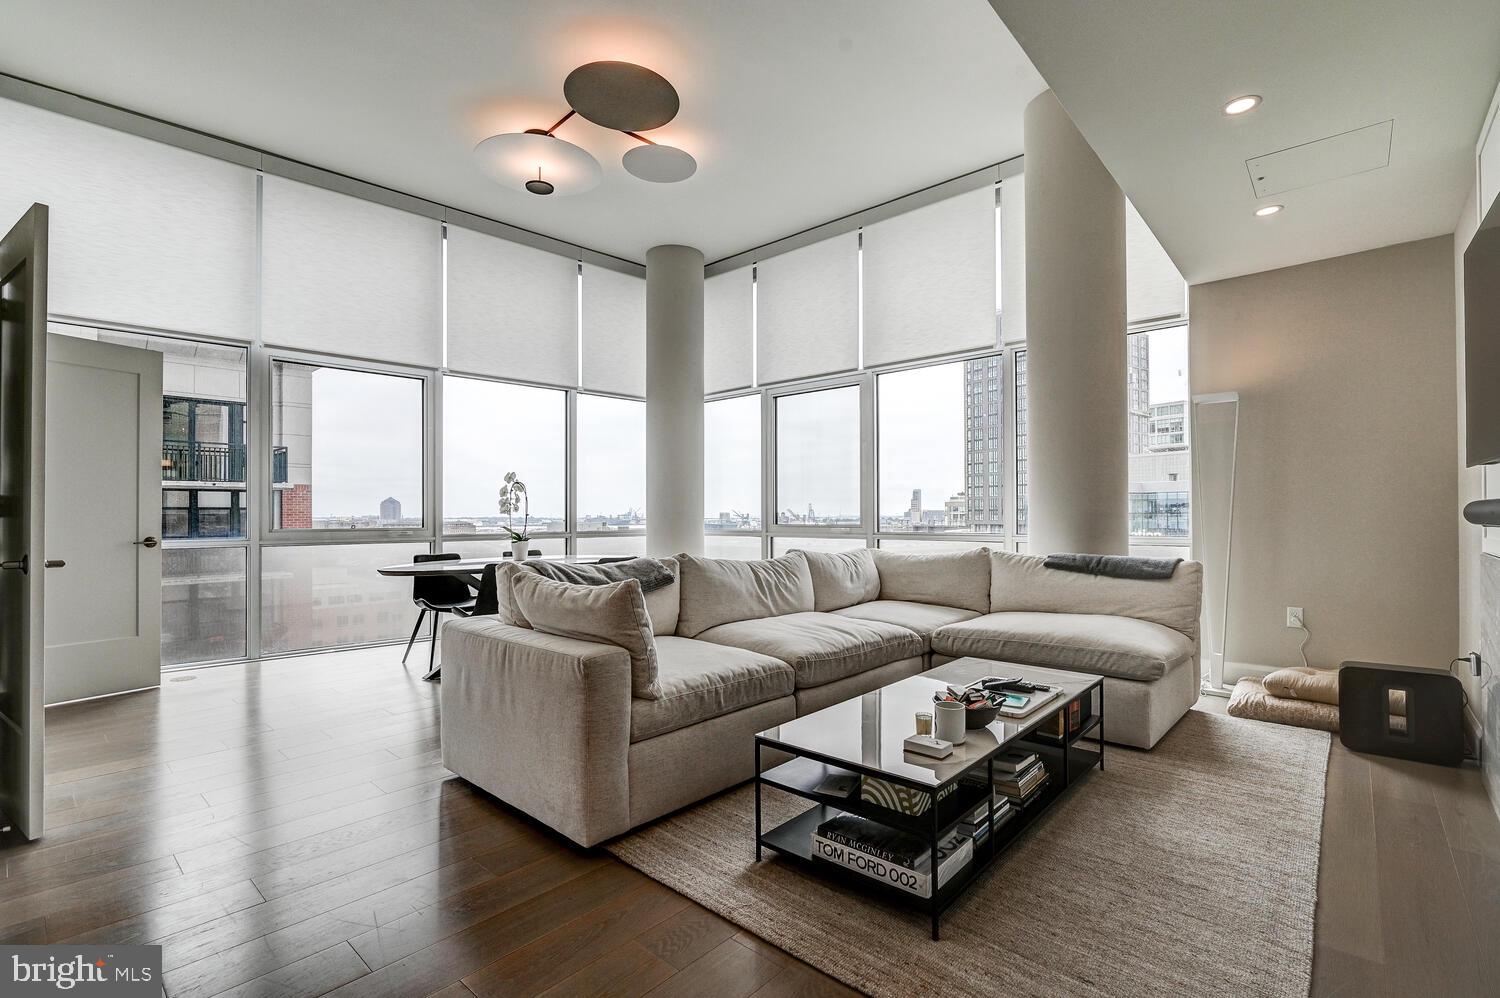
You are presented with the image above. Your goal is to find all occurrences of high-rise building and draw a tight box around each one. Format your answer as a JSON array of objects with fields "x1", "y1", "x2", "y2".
[
  {"x1": 963, "y1": 356, "x2": 1004, "y2": 533},
  {"x1": 1148, "y1": 401, "x2": 1188, "y2": 452},
  {"x1": 908, "y1": 488, "x2": 922, "y2": 527},
  {"x1": 379, "y1": 496, "x2": 402, "y2": 523}
]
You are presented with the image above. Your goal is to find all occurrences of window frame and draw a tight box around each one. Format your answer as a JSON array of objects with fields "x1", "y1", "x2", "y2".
[
  {"x1": 256, "y1": 346, "x2": 437, "y2": 543},
  {"x1": 703, "y1": 391, "x2": 766, "y2": 557}
]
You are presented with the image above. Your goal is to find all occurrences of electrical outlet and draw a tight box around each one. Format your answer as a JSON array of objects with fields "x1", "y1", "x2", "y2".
[{"x1": 1286, "y1": 606, "x2": 1305, "y2": 629}]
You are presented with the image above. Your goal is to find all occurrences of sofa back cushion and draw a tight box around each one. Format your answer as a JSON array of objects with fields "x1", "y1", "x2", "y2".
[
  {"x1": 871, "y1": 548, "x2": 990, "y2": 614},
  {"x1": 509, "y1": 571, "x2": 662, "y2": 699},
  {"x1": 643, "y1": 556, "x2": 680, "y2": 635},
  {"x1": 675, "y1": 551, "x2": 815, "y2": 638},
  {"x1": 495, "y1": 557, "x2": 680, "y2": 637},
  {"x1": 803, "y1": 548, "x2": 880, "y2": 612},
  {"x1": 988, "y1": 550, "x2": 1203, "y2": 641}
]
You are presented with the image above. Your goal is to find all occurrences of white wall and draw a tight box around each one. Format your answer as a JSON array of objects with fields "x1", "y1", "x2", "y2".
[{"x1": 1189, "y1": 236, "x2": 1458, "y2": 681}]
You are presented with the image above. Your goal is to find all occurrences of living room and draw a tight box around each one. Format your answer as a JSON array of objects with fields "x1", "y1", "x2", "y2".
[{"x1": 0, "y1": 2, "x2": 1496, "y2": 996}]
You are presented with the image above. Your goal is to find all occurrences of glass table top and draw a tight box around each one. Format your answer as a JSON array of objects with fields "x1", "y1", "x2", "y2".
[{"x1": 757, "y1": 658, "x2": 1101, "y2": 788}]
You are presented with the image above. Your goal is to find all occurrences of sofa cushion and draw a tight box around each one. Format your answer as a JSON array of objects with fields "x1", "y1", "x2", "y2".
[
  {"x1": 629, "y1": 637, "x2": 795, "y2": 742},
  {"x1": 803, "y1": 548, "x2": 881, "y2": 612},
  {"x1": 495, "y1": 557, "x2": 680, "y2": 637},
  {"x1": 675, "y1": 551, "x2": 815, "y2": 638},
  {"x1": 872, "y1": 548, "x2": 990, "y2": 614},
  {"x1": 643, "y1": 556, "x2": 680, "y2": 636},
  {"x1": 988, "y1": 550, "x2": 1202, "y2": 641},
  {"x1": 695, "y1": 611, "x2": 924, "y2": 689},
  {"x1": 510, "y1": 572, "x2": 662, "y2": 699},
  {"x1": 931, "y1": 611, "x2": 1193, "y2": 682},
  {"x1": 831, "y1": 600, "x2": 981, "y2": 649}
]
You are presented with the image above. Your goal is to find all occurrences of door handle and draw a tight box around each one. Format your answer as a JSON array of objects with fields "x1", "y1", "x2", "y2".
[
  {"x1": 1, "y1": 555, "x2": 26, "y2": 573},
  {"x1": 44, "y1": 559, "x2": 65, "y2": 568},
  {"x1": 133, "y1": 536, "x2": 159, "y2": 549}
]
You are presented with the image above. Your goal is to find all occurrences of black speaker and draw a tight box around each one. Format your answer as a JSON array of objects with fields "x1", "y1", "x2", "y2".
[{"x1": 1338, "y1": 661, "x2": 1465, "y2": 767}]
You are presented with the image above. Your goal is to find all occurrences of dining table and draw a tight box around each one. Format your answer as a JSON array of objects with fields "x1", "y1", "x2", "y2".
[{"x1": 376, "y1": 554, "x2": 609, "y2": 680}]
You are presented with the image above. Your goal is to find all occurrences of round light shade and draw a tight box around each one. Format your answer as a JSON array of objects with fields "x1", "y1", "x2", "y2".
[
  {"x1": 474, "y1": 131, "x2": 602, "y2": 196},
  {"x1": 564, "y1": 61, "x2": 680, "y2": 131},
  {"x1": 1254, "y1": 203, "x2": 1283, "y2": 217},
  {"x1": 622, "y1": 143, "x2": 697, "y2": 183},
  {"x1": 1223, "y1": 94, "x2": 1262, "y2": 115}
]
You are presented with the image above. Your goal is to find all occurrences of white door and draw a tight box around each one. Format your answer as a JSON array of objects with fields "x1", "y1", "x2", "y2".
[
  {"x1": 44, "y1": 334, "x2": 162, "y2": 704},
  {"x1": 0, "y1": 204, "x2": 49, "y2": 840}
]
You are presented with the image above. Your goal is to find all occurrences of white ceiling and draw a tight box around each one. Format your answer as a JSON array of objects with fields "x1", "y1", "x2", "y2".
[
  {"x1": 0, "y1": 1, "x2": 1045, "y2": 264},
  {"x1": 989, "y1": 0, "x2": 1500, "y2": 285}
]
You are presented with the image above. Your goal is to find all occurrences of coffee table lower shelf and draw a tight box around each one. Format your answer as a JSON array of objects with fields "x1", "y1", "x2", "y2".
[{"x1": 755, "y1": 737, "x2": 1101, "y2": 939}]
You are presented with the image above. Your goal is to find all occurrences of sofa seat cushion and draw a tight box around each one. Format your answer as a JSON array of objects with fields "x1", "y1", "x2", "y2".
[
  {"x1": 695, "y1": 611, "x2": 924, "y2": 689},
  {"x1": 630, "y1": 636, "x2": 795, "y2": 742},
  {"x1": 931, "y1": 611, "x2": 1193, "y2": 682},
  {"x1": 831, "y1": 600, "x2": 980, "y2": 649}
]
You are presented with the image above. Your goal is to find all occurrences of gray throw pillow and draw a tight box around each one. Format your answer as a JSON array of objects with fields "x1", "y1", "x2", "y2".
[
  {"x1": 802, "y1": 548, "x2": 880, "y2": 611},
  {"x1": 509, "y1": 572, "x2": 662, "y2": 699},
  {"x1": 674, "y1": 551, "x2": 815, "y2": 638}
]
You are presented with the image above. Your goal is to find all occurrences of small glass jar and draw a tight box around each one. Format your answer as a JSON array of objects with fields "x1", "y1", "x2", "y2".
[{"x1": 914, "y1": 711, "x2": 934, "y2": 736}]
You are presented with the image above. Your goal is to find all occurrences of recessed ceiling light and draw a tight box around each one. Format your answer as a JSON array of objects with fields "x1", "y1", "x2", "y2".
[
  {"x1": 1223, "y1": 95, "x2": 1262, "y2": 116},
  {"x1": 1255, "y1": 204, "x2": 1283, "y2": 217}
]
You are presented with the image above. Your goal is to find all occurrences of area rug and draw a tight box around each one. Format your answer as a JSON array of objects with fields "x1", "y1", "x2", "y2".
[{"x1": 607, "y1": 708, "x2": 1329, "y2": 998}]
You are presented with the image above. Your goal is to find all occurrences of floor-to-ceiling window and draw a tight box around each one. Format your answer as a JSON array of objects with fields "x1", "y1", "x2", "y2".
[
  {"x1": 1126, "y1": 324, "x2": 1191, "y2": 557},
  {"x1": 704, "y1": 393, "x2": 763, "y2": 558},
  {"x1": 442, "y1": 375, "x2": 568, "y2": 552},
  {"x1": 576, "y1": 393, "x2": 647, "y2": 551}
]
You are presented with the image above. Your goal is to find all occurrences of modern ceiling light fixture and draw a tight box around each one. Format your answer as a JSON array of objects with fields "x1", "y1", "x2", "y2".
[
  {"x1": 1223, "y1": 94, "x2": 1262, "y2": 116},
  {"x1": 1254, "y1": 203, "x2": 1284, "y2": 217},
  {"x1": 475, "y1": 60, "x2": 696, "y2": 196}
]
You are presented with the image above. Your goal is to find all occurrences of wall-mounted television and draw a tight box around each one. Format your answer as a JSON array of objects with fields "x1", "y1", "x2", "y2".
[{"x1": 1465, "y1": 193, "x2": 1500, "y2": 467}]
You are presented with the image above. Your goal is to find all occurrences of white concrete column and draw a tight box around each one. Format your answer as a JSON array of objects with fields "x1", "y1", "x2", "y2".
[
  {"x1": 645, "y1": 244, "x2": 705, "y2": 557},
  {"x1": 1024, "y1": 89, "x2": 1128, "y2": 556}
]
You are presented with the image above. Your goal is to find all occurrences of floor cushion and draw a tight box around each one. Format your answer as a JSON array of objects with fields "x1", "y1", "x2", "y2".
[
  {"x1": 1261, "y1": 666, "x2": 1339, "y2": 705},
  {"x1": 629, "y1": 636, "x2": 795, "y2": 742},
  {"x1": 931, "y1": 611, "x2": 1192, "y2": 681},
  {"x1": 694, "y1": 611, "x2": 924, "y2": 689},
  {"x1": 831, "y1": 600, "x2": 980, "y2": 649},
  {"x1": 1227, "y1": 677, "x2": 1340, "y2": 733}
]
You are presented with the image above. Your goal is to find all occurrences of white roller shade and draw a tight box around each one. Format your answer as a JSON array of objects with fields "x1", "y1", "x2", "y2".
[
  {"x1": 581, "y1": 263, "x2": 645, "y2": 396},
  {"x1": 1127, "y1": 201, "x2": 1185, "y2": 325},
  {"x1": 0, "y1": 97, "x2": 256, "y2": 339},
  {"x1": 861, "y1": 185, "x2": 996, "y2": 367},
  {"x1": 1000, "y1": 175, "x2": 1027, "y2": 344},
  {"x1": 704, "y1": 266, "x2": 753, "y2": 394},
  {"x1": 755, "y1": 232, "x2": 858, "y2": 385},
  {"x1": 261, "y1": 174, "x2": 442, "y2": 367},
  {"x1": 445, "y1": 223, "x2": 578, "y2": 385}
]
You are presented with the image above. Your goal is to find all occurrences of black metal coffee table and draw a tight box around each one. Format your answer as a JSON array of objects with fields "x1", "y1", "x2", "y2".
[{"x1": 753, "y1": 658, "x2": 1104, "y2": 939}]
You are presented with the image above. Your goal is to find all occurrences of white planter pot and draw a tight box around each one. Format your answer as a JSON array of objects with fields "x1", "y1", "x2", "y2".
[{"x1": 511, "y1": 540, "x2": 530, "y2": 563}]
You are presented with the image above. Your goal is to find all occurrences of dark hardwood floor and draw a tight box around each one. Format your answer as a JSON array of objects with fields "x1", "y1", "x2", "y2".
[{"x1": 2, "y1": 647, "x2": 1495, "y2": 997}]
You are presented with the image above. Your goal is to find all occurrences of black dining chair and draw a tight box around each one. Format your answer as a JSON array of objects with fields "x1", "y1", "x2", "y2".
[{"x1": 402, "y1": 552, "x2": 477, "y2": 675}]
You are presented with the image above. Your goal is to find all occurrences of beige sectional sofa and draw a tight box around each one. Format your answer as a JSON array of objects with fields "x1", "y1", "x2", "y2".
[{"x1": 440, "y1": 547, "x2": 1202, "y2": 847}]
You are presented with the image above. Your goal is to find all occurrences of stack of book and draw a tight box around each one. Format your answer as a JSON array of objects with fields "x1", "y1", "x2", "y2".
[
  {"x1": 810, "y1": 813, "x2": 973, "y2": 898},
  {"x1": 990, "y1": 750, "x2": 1048, "y2": 803},
  {"x1": 955, "y1": 797, "x2": 1013, "y2": 845}
]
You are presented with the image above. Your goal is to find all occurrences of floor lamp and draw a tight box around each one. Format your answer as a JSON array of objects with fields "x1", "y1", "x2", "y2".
[{"x1": 1191, "y1": 392, "x2": 1240, "y2": 693}]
